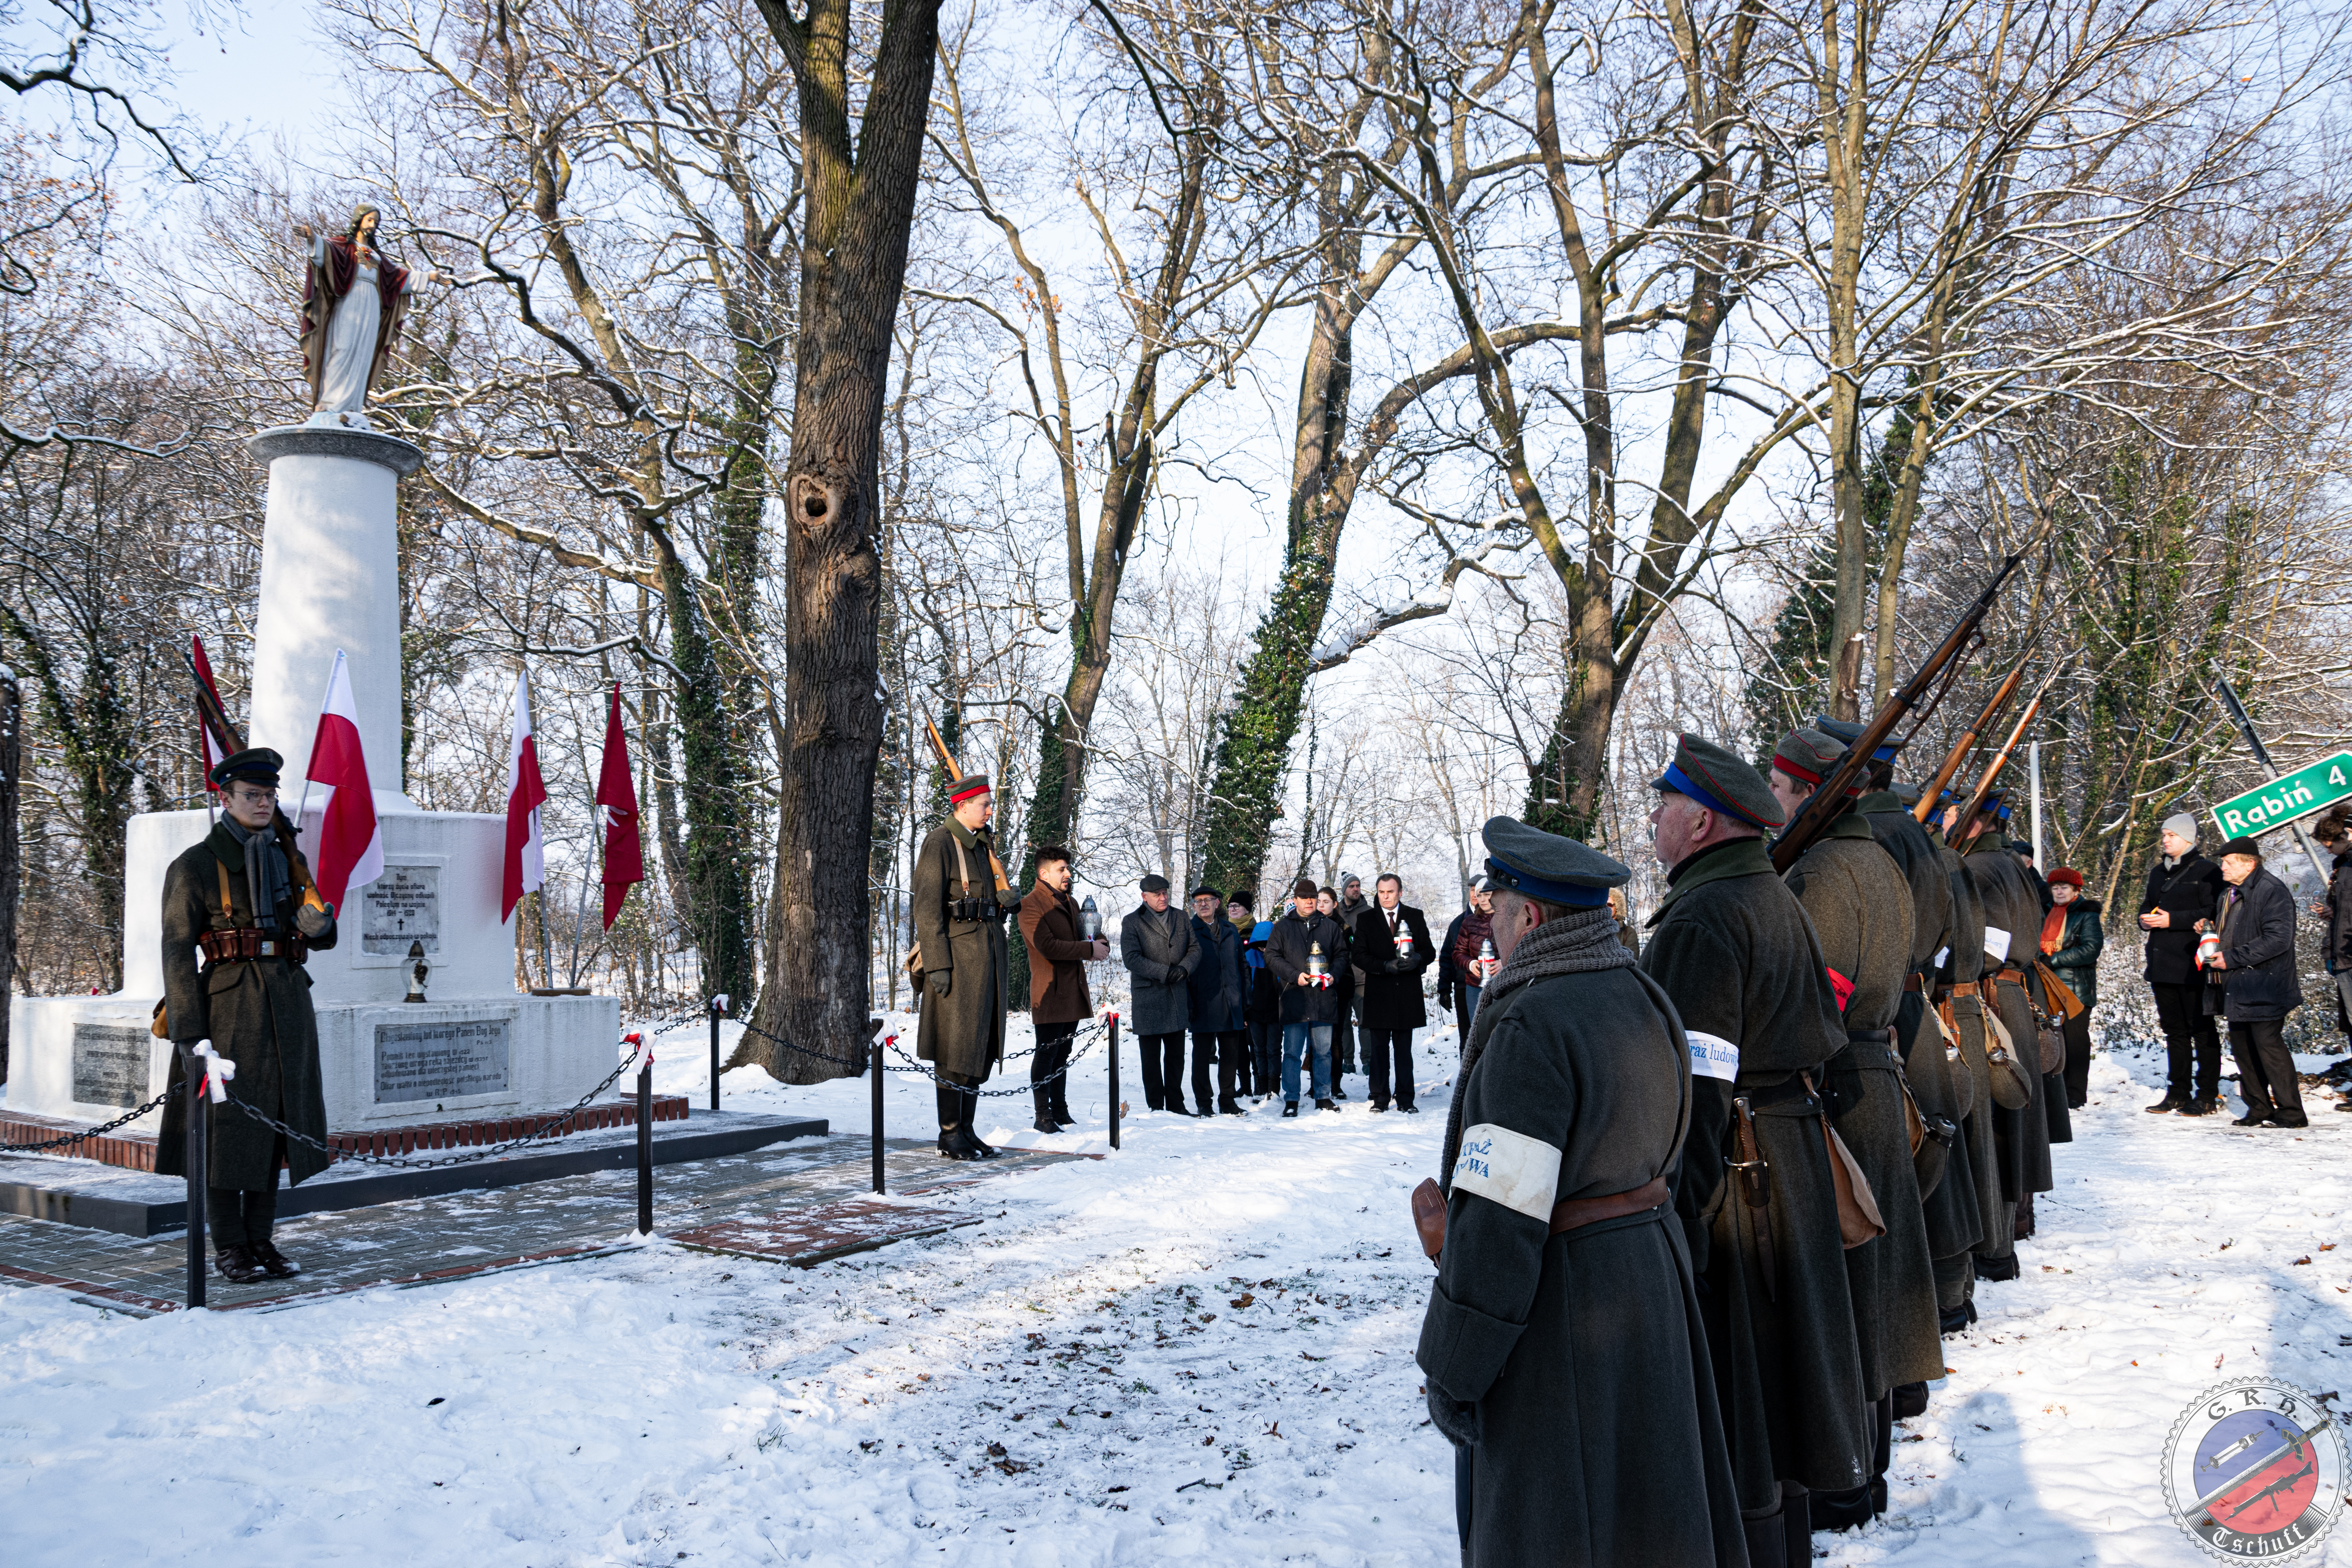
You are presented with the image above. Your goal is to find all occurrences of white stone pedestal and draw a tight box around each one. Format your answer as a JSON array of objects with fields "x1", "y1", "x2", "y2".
[{"x1": 3, "y1": 423, "x2": 624, "y2": 1137}]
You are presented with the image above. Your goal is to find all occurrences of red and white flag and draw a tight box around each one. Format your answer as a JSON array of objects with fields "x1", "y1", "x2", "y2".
[
  {"x1": 190, "y1": 634, "x2": 231, "y2": 790},
  {"x1": 595, "y1": 682, "x2": 643, "y2": 930},
  {"x1": 502, "y1": 667, "x2": 548, "y2": 922},
  {"x1": 304, "y1": 649, "x2": 383, "y2": 909}
]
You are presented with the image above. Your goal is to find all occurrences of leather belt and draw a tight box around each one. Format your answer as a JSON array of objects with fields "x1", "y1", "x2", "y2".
[
  {"x1": 1991, "y1": 965, "x2": 2029, "y2": 987},
  {"x1": 1938, "y1": 979, "x2": 1981, "y2": 1001},
  {"x1": 198, "y1": 927, "x2": 309, "y2": 965},
  {"x1": 1739, "y1": 1074, "x2": 1824, "y2": 1116},
  {"x1": 1903, "y1": 972, "x2": 1929, "y2": 993},
  {"x1": 1835, "y1": 1027, "x2": 1900, "y2": 1072},
  {"x1": 1548, "y1": 1174, "x2": 1669, "y2": 1236}
]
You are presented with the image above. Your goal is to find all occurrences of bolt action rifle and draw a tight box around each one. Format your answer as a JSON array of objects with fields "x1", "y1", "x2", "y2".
[
  {"x1": 1771, "y1": 551, "x2": 2027, "y2": 873},
  {"x1": 1909, "y1": 658, "x2": 2029, "y2": 825},
  {"x1": 1948, "y1": 679, "x2": 2052, "y2": 848}
]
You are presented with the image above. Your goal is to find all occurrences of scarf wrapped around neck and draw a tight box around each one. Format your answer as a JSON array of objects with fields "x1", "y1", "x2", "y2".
[
  {"x1": 226, "y1": 814, "x2": 292, "y2": 932},
  {"x1": 1439, "y1": 904, "x2": 1637, "y2": 1194}
]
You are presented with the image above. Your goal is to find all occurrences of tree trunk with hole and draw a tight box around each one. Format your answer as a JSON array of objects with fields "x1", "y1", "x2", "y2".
[{"x1": 740, "y1": 0, "x2": 944, "y2": 1083}]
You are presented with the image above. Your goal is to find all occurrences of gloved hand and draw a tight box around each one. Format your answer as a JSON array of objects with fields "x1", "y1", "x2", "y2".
[
  {"x1": 1425, "y1": 1382, "x2": 1480, "y2": 1448},
  {"x1": 296, "y1": 898, "x2": 336, "y2": 940},
  {"x1": 1165, "y1": 964, "x2": 1188, "y2": 985},
  {"x1": 928, "y1": 968, "x2": 951, "y2": 998}
]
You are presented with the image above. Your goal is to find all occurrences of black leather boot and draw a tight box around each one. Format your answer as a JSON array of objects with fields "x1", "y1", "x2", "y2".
[{"x1": 937, "y1": 1083, "x2": 974, "y2": 1159}]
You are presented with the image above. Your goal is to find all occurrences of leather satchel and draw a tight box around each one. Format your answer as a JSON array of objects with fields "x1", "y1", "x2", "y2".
[
  {"x1": 1980, "y1": 1009, "x2": 2036, "y2": 1110},
  {"x1": 1412, "y1": 1178, "x2": 1447, "y2": 1263},
  {"x1": 1808, "y1": 1073, "x2": 1886, "y2": 1249},
  {"x1": 1931, "y1": 1001, "x2": 1976, "y2": 1120}
]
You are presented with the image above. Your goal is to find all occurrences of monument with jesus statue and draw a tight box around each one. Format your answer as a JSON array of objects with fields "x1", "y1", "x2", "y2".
[{"x1": 6, "y1": 208, "x2": 621, "y2": 1145}]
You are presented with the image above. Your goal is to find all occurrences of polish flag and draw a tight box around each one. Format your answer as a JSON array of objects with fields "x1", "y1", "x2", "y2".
[
  {"x1": 304, "y1": 650, "x2": 384, "y2": 909},
  {"x1": 502, "y1": 668, "x2": 548, "y2": 922},
  {"x1": 595, "y1": 682, "x2": 643, "y2": 929}
]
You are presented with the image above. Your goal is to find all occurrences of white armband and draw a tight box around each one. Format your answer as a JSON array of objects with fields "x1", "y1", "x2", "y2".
[
  {"x1": 1685, "y1": 1029, "x2": 1739, "y2": 1083},
  {"x1": 1452, "y1": 1123, "x2": 1563, "y2": 1221}
]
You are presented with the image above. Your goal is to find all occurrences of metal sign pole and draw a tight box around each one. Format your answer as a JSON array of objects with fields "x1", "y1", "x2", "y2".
[{"x1": 2212, "y1": 676, "x2": 2336, "y2": 895}]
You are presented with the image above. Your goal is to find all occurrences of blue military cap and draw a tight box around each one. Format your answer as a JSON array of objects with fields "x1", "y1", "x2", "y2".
[
  {"x1": 1479, "y1": 815, "x2": 1629, "y2": 909},
  {"x1": 209, "y1": 747, "x2": 283, "y2": 789},
  {"x1": 1811, "y1": 714, "x2": 1905, "y2": 764}
]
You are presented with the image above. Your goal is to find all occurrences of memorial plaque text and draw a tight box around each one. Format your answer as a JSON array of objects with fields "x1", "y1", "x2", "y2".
[
  {"x1": 374, "y1": 1018, "x2": 511, "y2": 1103},
  {"x1": 361, "y1": 864, "x2": 441, "y2": 955},
  {"x1": 71, "y1": 1023, "x2": 153, "y2": 1109}
]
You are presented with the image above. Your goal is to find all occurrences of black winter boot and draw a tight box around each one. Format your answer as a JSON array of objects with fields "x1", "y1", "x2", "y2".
[{"x1": 938, "y1": 1083, "x2": 974, "y2": 1159}]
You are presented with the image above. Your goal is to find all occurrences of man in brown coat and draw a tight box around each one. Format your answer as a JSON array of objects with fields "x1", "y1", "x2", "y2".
[
  {"x1": 913, "y1": 774, "x2": 1011, "y2": 1159},
  {"x1": 1017, "y1": 845, "x2": 1106, "y2": 1133}
]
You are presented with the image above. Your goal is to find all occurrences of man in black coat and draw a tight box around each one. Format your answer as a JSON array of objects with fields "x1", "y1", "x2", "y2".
[
  {"x1": 1265, "y1": 878, "x2": 1347, "y2": 1114},
  {"x1": 1642, "y1": 734, "x2": 1869, "y2": 1568},
  {"x1": 2200, "y1": 838, "x2": 2308, "y2": 1127},
  {"x1": 1352, "y1": 873, "x2": 1434, "y2": 1112},
  {"x1": 2139, "y1": 813, "x2": 2227, "y2": 1114},
  {"x1": 1187, "y1": 887, "x2": 1248, "y2": 1115},
  {"x1": 1421, "y1": 816, "x2": 1746, "y2": 1567},
  {"x1": 1120, "y1": 875, "x2": 1201, "y2": 1114}
]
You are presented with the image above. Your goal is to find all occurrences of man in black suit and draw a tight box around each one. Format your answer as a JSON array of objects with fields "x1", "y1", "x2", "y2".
[
  {"x1": 2139, "y1": 812, "x2": 2227, "y2": 1114},
  {"x1": 1353, "y1": 873, "x2": 1435, "y2": 1112}
]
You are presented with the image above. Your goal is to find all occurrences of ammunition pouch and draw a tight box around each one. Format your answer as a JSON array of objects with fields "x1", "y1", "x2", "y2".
[{"x1": 199, "y1": 926, "x2": 310, "y2": 965}]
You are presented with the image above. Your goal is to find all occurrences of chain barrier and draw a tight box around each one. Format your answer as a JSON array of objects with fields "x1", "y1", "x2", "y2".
[
  {"x1": 882, "y1": 1016, "x2": 1109, "y2": 1095},
  {"x1": 0, "y1": 1081, "x2": 182, "y2": 1153},
  {"x1": 212, "y1": 1049, "x2": 645, "y2": 1171}
]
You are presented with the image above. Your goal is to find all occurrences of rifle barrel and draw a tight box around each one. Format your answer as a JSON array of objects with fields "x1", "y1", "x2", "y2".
[{"x1": 1911, "y1": 658, "x2": 2029, "y2": 824}]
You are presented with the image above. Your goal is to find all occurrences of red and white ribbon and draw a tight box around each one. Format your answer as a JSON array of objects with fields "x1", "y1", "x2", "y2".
[
  {"x1": 192, "y1": 1040, "x2": 237, "y2": 1104},
  {"x1": 621, "y1": 1031, "x2": 652, "y2": 1075}
]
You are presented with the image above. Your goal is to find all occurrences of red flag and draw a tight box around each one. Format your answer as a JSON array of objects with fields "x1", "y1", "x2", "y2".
[
  {"x1": 304, "y1": 649, "x2": 383, "y2": 909},
  {"x1": 502, "y1": 668, "x2": 548, "y2": 922},
  {"x1": 191, "y1": 634, "x2": 231, "y2": 790},
  {"x1": 595, "y1": 682, "x2": 643, "y2": 929}
]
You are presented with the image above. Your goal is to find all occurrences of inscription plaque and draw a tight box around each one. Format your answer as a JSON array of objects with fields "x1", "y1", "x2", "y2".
[
  {"x1": 361, "y1": 864, "x2": 441, "y2": 955},
  {"x1": 71, "y1": 1024, "x2": 153, "y2": 1109},
  {"x1": 374, "y1": 1018, "x2": 511, "y2": 1103}
]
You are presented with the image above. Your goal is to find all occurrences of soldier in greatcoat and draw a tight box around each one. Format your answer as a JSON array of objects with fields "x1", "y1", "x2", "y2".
[
  {"x1": 1641, "y1": 734, "x2": 1869, "y2": 1568},
  {"x1": 913, "y1": 774, "x2": 1010, "y2": 1159},
  {"x1": 1823, "y1": 724, "x2": 1983, "y2": 1288},
  {"x1": 1767, "y1": 730, "x2": 1944, "y2": 1529},
  {"x1": 1419, "y1": 817, "x2": 1745, "y2": 1567},
  {"x1": 1927, "y1": 796, "x2": 2006, "y2": 1332},
  {"x1": 1951, "y1": 792, "x2": 2056, "y2": 1261},
  {"x1": 155, "y1": 749, "x2": 339, "y2": 1284}
]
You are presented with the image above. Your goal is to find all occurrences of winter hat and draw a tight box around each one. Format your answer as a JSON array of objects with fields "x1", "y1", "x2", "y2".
[
  {"x1": 2161, "y1": 812, "x2": 2199, "y2": 842},
  {"x1": 2220, "y1": 837, "x2": 2262, "y2": 859},
  {"x1": 2047, "y1": 867, "x2": 2085, "y2": 889}
]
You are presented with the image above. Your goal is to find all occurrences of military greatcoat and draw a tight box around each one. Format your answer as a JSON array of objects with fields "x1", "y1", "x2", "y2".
[
  {"x1": 1860, "y1": 795, "x2": 1980, "y2": 1261},
  {"x1": 1966, "y1": 843, "x2": 2057, "y2": 1198},
  {"x1": 1420, "y1": 947, "x2": 1746, "y2": 1566},
  {"x1": 912, "y1": 817, "x2": 1007, "y2": 1078},
  {"x1": 1782, "y1": 811, "x2": 1945, "y2": 1399},
  {"x1": 1642, "y1": 836, "x2": 1871, "y2": 1513},
  {"x1": 154, "y1": 822, "x2": 337, "y2": 1190},
  {"x1": 1936, "y1": 835, "x2": 2007, "y2": 1261}
]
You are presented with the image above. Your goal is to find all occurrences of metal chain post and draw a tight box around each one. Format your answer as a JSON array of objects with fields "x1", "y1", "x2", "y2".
[
  {"x1": 181, "y1": 1044, "x2": 205, "y2": 1309},
  {"x1": 709, "y1": 993, "x2": 728, "y2": 1112},
  {"x1": 1107, "y1": 1013, "x2": 1121, "y2": 1151},
  {"x1": 633, "y1": 1035, "x2": 653, "y2": 1234},
  {"x1": 871, "y1": 1033, "x2": 888, "y2": 1194}
]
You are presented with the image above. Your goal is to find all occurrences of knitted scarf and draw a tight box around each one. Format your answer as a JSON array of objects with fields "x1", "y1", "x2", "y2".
[
  {"x1": 225, "y1": 814, "x2": 292, "y2": 932},
  {"x1": 1439, "y1": 904, "x2": 1637, "y2": 1194}
]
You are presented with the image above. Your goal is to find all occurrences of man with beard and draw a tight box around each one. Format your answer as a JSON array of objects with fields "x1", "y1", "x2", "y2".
[
  {"x1": 1419, "y1": 816, "x2": 1744, "y2": 1566},
  {"x1": 1641, "y1": 734, "x2": 1869, "y2": 1568},
  {"x1": 1767, "y1": 729, "x2": 1942, "y2": 1530}
]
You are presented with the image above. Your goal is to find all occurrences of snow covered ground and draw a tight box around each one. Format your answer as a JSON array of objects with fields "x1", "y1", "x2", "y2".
[{"x1": 3, "y1": 1009, "x2": 2349, "y2": 1566}]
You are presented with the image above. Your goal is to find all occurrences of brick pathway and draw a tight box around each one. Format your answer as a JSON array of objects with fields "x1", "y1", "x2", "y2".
[{"x1": 0, "y1": 1137, "x2": 1089, "y2": 1314}]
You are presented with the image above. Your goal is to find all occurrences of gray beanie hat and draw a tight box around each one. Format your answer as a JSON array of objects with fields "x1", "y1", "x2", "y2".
[{"x1": 2161, "y1": 812, "x2": 2199, "y2": 842}]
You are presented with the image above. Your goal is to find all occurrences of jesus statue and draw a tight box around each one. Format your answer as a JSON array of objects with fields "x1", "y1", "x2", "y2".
[{"x1": 296, "y1": 205, "x2": 446, "y2": 426}]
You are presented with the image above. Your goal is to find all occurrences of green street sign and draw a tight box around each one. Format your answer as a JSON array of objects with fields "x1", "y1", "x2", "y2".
[{"x1": 2210, "y1": 751, "x2": 2352, "y2": 838}]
